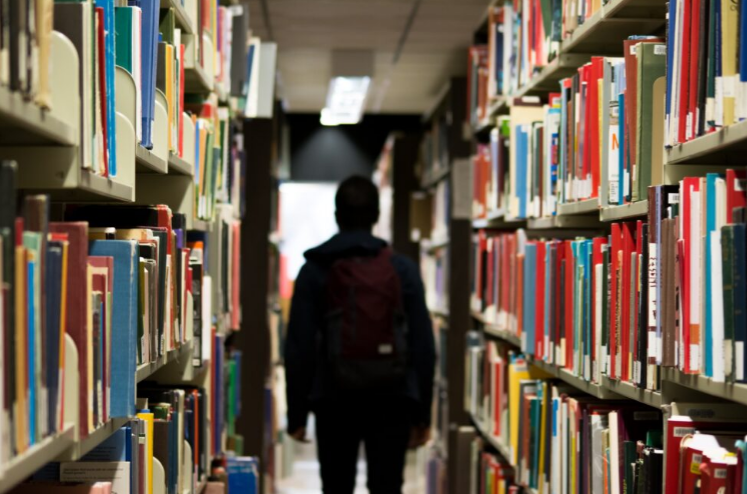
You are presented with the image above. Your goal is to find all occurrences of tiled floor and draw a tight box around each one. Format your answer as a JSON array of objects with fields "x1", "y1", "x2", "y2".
[{"x1": 276, "y1": 438, "x2": 425, "y2": 494}]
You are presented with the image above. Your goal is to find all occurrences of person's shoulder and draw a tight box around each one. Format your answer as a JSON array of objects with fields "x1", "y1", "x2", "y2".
[{"x1": 389, "y1": 252, "x2": 421, "y2": 279}]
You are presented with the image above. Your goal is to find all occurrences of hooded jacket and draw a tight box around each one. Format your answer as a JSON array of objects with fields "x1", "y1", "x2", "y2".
[{"x1": 285, "y1": 230, "x2": 436, "y2": 432}]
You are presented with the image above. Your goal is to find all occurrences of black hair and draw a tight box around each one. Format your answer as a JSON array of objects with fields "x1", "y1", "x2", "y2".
[{"x1": 335, "y1": 175, "x2": 380, "y2": 231}]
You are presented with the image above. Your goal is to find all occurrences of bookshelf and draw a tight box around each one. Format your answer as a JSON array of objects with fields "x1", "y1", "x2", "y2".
[
  {"x1": 0, "y1": 1, "x2": 271, "y2": 492},
  {"x1": 457, "y1": 0, "x2": 747, "y2": 491}
]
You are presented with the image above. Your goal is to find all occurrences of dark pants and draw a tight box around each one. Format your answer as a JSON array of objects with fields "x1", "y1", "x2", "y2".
[{"x1": 314, "y1": 395, "x2": 413, "y2": 494}]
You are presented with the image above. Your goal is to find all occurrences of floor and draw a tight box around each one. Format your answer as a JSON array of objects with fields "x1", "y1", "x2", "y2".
[{"x1": 276, "y1": 422, "x2": 425, "y2": 494}]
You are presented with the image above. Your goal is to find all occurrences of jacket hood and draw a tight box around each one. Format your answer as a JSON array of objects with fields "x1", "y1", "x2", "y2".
[{"x1": 304, "y1": 231, "x2": 387, "y2": 264}]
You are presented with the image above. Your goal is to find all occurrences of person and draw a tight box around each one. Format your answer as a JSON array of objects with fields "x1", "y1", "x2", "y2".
[{"x1": 285, "y1": 175, "x2": 437, "y2": 494}]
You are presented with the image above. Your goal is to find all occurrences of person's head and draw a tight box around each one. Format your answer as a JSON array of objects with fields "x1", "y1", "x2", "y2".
[{"x1": 335, "y1": 176, "x2": 380, "y2": 232}]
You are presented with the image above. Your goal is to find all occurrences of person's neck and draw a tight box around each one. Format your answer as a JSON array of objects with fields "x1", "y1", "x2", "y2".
[{"x1": 339, "y1": 227, "x2": 372, "y2": 235}]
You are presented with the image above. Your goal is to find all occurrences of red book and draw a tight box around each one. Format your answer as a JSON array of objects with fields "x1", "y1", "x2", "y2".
[
  {"x1": 592, "y1": 237, "x2": 607, "y2": 376},
  {"x1": 564, "y1": 241, "x2": 574, "y2": 369},
  {"x1": 96, "y1": 8, "x2": 109, "y2": 177},
  {"x1": 688, "y1": 0, "x2": 702, "y2": 141},
  {"x1": 49, "y1": 222, "x2": 90, "y2": 437},
  {"x1": 487, "y1": 237, "x2": 495, "y2": 313},
  {"x1": 700, "y1": 450, "x2": 731, "y2": 494},
  {"x1": 634, "y1": 221, "x2": 644, "y2": 377},
  {"x1": 609, "y1": 224, "x2": 622, "y2": 379},
  {"x1": 726, "y1": 169, "x2": 747, "y2": 223},
  {"x1": 554, "y1": 241, "x2": 564, "y2": 365},
  {"x1": 476, "y1": 230, "x2": 486, "y2": 308},
  {"x1": 621, "y1": 223, "x2": 635, "y2": 381},
  {"x1": 535, "y1": 241, "x2": 546, "y2": 359},
  {"x1": 678, "y1": 0, "x2": 692, "y2": 144},
  {"x1": 681, "y1": 177, "x2": 700, "y2": 373},
  {"x1": 517, "y1": 251, "x2": 524, "y2": 339},
  {"x1": 589, "y1": 57, "x2": 603, "y2": 198}
]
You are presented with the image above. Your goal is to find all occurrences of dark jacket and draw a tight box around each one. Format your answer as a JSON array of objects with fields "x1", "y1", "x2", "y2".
[{"x1": 285, "y1": 230, "x2": 436, "y2": 432}]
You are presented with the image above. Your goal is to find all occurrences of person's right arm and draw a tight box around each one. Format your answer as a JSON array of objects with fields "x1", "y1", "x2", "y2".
[{"x1": 285, "y1": 263, "x2": 321, "y2": 438}]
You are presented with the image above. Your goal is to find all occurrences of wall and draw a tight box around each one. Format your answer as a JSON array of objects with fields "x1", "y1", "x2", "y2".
[{"x1": 287, "y1": 113, "x2": 422, "y2": 182}]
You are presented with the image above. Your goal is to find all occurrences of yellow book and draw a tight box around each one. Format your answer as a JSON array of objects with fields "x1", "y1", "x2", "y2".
[
  {"x1": 86, "y1": 264, "x2": 94, "y2": 433},
  {"x1": 508, "y1": 355, "x2": 551, "y2": 465},
  {"x1": 722, "y1": 0, "x2": 739, "y2": 126},
  {"x1": 14, "y1": 246, "x2": 27, "y2": 454},
  {"x1": 138, "y1": 411, "x2": 155, "y2": 494},
  {"x1": 166, "y1": 45, "x2": 175, "y2": 152}
]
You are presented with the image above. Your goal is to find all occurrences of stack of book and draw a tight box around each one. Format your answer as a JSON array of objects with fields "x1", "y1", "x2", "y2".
[
  {"x1": 469, "y1": 439, "x2": 514, "y2": 494},
  {"x1": 665, "y1": 0, "x2": 747, "y2": 146},
  {"x1": 466, "y1": 345, "x2": 664, "y2": 494},
  {"x1": 471, "y1": 168, "x2": 747, "y2": 391}
]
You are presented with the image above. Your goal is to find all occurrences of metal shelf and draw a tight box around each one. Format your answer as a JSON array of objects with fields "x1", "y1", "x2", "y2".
[
  {"x1": 192, "y1": 219, "x2": 211, "y2": 232},
  {"x1": 168, "y1": 153, "x2": 194, "y2": 176},
  {"x1": 421, "y1": 236, "x2": 450, "y2": 254},
  {"x1": 601, "y1": 376, "x2": 663, "y2": 408},
  {"x1": 556, "y1": 198, "x2": 599, "y2": 216},
  {"x1": 136, "y1": 144, "x2": 168, "y2": 174},
  {"x1": 527, "y1": 357, "x2": 623, "y2": 399},
  {"x1": 421, "y1": 166, "x2": 450, "y2": 189},
  {"x1": 472, "y1": 209, "x2": 525, "y2": 229},
  {"x1": 527, "y1": 214, "x2": 603, "y2": 230},
  {"x1": 185, "y1": 63, "x2": 213, "y2": 94},
  {"x1": 600, "y1": 200, "x2": 649, "y2": 221},
  {"x1": 136, "y1": 340, "x2": 194, "y2": 383},
  {"x1": 514, "y1": 54, "x2": 591, "y2": 98},
  {"x1": 560, "y1": 0, "x2": 666, "y2": 55},
  {"x1": 666, "y1": 119, "x2": 747, "y2": 166},
  {"x1": 0, "y1": 424, "x2": 75, "y2": 494},
  {"x1": 0, "y1": 86, "x2": 77, "y2": 146},
  {"x1": 470, "y1": 415, "x2": 513, "y2": 468},
  {"x1": 163, "y1": 0, "x2": 196, "y2": 35},
  {"x1": 660, "y1": 368, "x2": 747, "y2": 408}
]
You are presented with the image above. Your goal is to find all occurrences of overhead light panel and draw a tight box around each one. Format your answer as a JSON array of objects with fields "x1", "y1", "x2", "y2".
[
  {"x1": 320, "y1": 76, "x2": 371, "y2": 126},
  {"x1": 321, "y1": 50, "x2": 373, "y2": 126}
]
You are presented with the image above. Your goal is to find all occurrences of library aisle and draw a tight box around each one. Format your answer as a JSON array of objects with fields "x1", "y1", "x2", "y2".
[{"x1": 3, "y1": 0, "x2": 747, "y2": 493}]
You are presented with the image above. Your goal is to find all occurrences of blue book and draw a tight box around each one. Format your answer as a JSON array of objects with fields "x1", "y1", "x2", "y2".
[
  {"x1": 82, "y1": 427, "x2": 128, "y2": 461},
  {"x1": 524, "y1": 243, "x2": 536, "y2": 355},
  {"x1": 741, "y1": 0, "x2": 747, "y2": 83},
  {"x1": 89, "y1": 240, "x2": 139, "y2": 417},
  {"x1": 516, "y1": 125, "x2": 529, "y2": 218},
  {"x1": 227, "y1": 457, "x2": 260, "y2": 494},
  {"x1": 97, "y1": 0, "x2": 117, "y2": 174},
  {"x1": 28, "y1": 260, "x2": 36, "y2": 445},
  {"x1": 45, "y1": 243, "x2": 64, "y2": 435},
  {"x1": 243, "y1": 43, "x2": 256, "y2": 100},
  {"x1": 734, "y1": 223, "x2": 747, "y2": 383},
  {"x1": 130, "y1": 0, "x2": 158, "y2": 148},
  {"x1": 704, "y1": 173, "x2": 720, "y2": 377},
  {"x1": 665, "y1": 0, "x2": 676, "y2": 144}
]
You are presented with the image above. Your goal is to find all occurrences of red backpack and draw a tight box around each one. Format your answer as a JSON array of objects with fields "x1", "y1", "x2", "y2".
[{"x1": 323, "y1": 248, "x2": 409, "y2": 390}]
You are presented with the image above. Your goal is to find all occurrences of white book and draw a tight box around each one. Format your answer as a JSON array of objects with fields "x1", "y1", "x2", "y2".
[
  {"x1": 711, "y1": 231, "x2": 726, "y2": 382},
  {"x1": 594, "y1": 263, "x2": 603, "y2": 383},
  {"x1": 689, "y1": 186, "x2": 702, "y2": 373},
  {"x1": 590, "y1": 413, "x2": 607, "y2": 494},
  {"x1": 609, "y1": 411, "x2": 621, "y2": 494},
  {"x1": 560, "y1": 400, "x2": 568, "y2": 494}
]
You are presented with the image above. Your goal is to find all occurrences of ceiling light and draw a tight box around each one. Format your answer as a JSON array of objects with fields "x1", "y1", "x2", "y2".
[{"x1": 320, "y1": 76, "x2": 371, "y2": 126}]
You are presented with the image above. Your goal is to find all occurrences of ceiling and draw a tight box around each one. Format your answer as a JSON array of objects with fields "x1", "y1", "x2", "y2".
[{"x1": 246, "y1": 0, "x2": 489, "y2": 114}]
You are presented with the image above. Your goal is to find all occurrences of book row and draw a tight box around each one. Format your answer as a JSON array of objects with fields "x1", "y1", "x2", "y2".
[
  {"x1": 7, "y1": 341, "x2": 253, "y2": 494},
  {"x1": 472, "y1": 34, "x2": 670, "y2": 220},
  {"x1": 468, "y1": 343, "x2": 747, "y2": 494},
  {"x1": 0, "y1": 161, "x2": 241, "y2": 467},
  {"x1": 467, "y1": 343, "x2": 666, "y2": 494},
  {"x1": 665, "y1": 0, "x2": 747, "y2": 146},
  {"x1": 469, "y1": 0, "x2": 640, "y2": 126},
  {"x1": 472, "y1": 170, "x2": 747, "y2": 389}
]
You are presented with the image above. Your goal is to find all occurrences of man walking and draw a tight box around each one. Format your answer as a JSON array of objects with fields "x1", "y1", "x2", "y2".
[{"x1": 285, "y1": 175, "x2": 436, "y2": 494}]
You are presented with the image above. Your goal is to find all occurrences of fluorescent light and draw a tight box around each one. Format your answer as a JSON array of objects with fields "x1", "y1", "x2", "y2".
[{"x1": 320, "y1": 76, "x2": 371, "y2": 126}]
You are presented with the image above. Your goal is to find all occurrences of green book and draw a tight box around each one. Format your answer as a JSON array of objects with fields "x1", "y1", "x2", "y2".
[
  {"x1": 623, "y1": 441, "x2": 636, "y2": 494},
  {"x1": 114, "y1": 6, "x2": 134, "y2": 73},
  {"x1": 159, "y1": 7, "x2": 176, "y2": 46},
  {"x1": 634, "y1": 43, "x2": 667, "y2": 201},
  {"x1": 722, "y1": 225, "x2": 736, "y2": 382}
]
